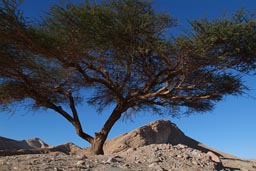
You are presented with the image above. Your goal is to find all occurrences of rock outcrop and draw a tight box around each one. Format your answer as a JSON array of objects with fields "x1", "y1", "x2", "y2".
[
  {"x1": 25, "y1": 138, "x2": 49, "y2": 149},
  {"x1": 104, "y1": 120, "x2": 235, "y2": 160},
  {"x1": 104, "y1": 120, "x2": 202, "y2": 154}
]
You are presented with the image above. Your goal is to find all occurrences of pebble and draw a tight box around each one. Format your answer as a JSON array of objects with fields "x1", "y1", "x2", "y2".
[
  {"x1": 126, "y1": 147, "x2": 136, "y2": 153},
  {"x1": 76, "y1": 160, "x2": 85, "y2": 165},
  {"x1": 148, "y1": 163, "x2": 164, "y2": 171},
  {"x1": 105, "y1": 156, "x2": 122, "y2": 164},
  {"x1": 175, "y1": 144, "x2": 187, "y2": 149},
  {"x1": 77, "y1": 154, "x2": 87, "y2": 160},
  {"x1": 105, "y1": 167, "x2": 127, "y2": 171},
  {"x1": 207, "y1": 151, "x2": 221, "y2": 163},
  {"x1": 53, "y1": 167, "x2": 62, "y2": 171}
]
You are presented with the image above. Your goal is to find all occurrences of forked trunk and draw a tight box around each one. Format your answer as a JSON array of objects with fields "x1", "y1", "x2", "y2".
[
  {"x1": 90, "y1": 133, "x2": 106, "y2": 155},
  {"x1": 89, "y1": 103, "x2": 128, "y2": 155}
]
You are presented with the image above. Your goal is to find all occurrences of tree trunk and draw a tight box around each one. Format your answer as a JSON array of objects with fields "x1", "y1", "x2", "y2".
[
  {"x1": 90, "y1": 103, "x2": 128, "y2": 155},
  {"x1": 90, "y1": 133, "x2": 106, "y2": 155}
]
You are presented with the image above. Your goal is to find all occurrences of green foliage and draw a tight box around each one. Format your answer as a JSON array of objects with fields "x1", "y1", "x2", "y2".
[
  {"x1": 189, "y1": 9, "x2": 256, "y2": 72},
  {"x1": 1, "y1": 0, "x2": 255, "y2": 116}
]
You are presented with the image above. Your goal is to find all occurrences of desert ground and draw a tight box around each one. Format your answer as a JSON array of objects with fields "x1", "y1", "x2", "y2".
[{"x1": 0, "y1": 120, "x2": 255, "y2": 171}]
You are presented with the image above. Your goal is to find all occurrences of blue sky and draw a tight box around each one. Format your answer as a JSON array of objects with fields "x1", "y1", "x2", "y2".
[{"x1": 0, "y1": 0, "x2": 256, "y2": 159}]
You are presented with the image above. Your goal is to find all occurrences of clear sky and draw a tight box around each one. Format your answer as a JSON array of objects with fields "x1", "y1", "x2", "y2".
[{"x1": 0, "y1": 0, "x2": 256, "y2": 159}]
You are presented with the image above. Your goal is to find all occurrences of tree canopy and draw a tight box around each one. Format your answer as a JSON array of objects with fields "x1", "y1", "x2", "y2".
[{"x1": 0, "y1": 0, "x2": 256, "y2": 155}]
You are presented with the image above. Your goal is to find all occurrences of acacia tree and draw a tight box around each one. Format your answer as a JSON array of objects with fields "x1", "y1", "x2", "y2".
[{"x1": 0, "y1": 0, "x2": 256, "y2": 155}]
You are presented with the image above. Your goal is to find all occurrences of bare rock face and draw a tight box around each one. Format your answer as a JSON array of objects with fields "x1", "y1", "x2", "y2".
[
  {"x1": 104, "y1": 120, "x2": 200, "y2": 154},
  {"x1": 52, "y1": 142, "x2": 82, "y2": 155},
  {"x1": 25, "y1": 138, "x2": 50, "y2": 149}
]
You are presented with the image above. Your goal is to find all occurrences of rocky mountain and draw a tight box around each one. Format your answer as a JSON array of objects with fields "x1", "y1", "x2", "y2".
[
  {"x1": 104, "y1": 120, "x2": 237, "y2": 159},
  {"x1": 104, "y1": 120, "x2": 204, "y2": 154},
  {"x1": 0, "y1": 137, "x2": 81, "y2": 156},
  {"x1": 0, "y1": 137, "x2": 49, "y2": 150},
  {"x1": 0, "y1": 120, "x2": 255, "y2": 171}
]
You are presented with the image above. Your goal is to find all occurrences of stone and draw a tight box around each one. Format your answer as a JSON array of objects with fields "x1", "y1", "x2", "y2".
[
  {"x1": 105, "y1": 167, "x2": 127, "y2": 171},
  {"x1": 126, "y1": 147, "x2": 136, "y2": 153},
  {"x1": 192, "y1": 160, "x2": 198, "y2": 165},
  {"x1": 105, "y1": 156, "x2": 122, "y2": 163},
  {"x1": 176, "y1": 144, "x2": 187, "y2": 149},
  {"x1": 76, "y1": 160, "x2": 85, "y2": 165},
  {"x1": 76, "y1": 154, "x2": 87, "y2": 160},
  {"x1": 148, "y1": 163, "x2": 163, "y2": 171},
  {"x1": 53, "y1": 167, "x2": 62, "y2": 171},
  {"x1": 207, "y1": 151, "x2": 221, "y2": 163}
]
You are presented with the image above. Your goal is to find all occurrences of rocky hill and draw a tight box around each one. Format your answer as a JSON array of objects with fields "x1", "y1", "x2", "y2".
[
  {"x1": 104, "y1": 120, "x2": 237, "y2": 159},
  {"x1": 105, "y1": 120, "x2": 211, "y2": 154},
  {"x1": 0, "y1": 120, "x2": 255, "y2": 171},
  {"x1": 0, "y1": 137, "x2": 49, "y2": 150},
  {"x1": 0, "y1": 136, "x2": 82, "y2": 156}
]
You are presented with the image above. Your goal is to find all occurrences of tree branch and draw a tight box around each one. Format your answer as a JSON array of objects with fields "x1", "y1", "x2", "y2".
[
  {"x1": 138, "y1": 82, "x2": 170, "y2": 99},
  {"x1": 76, "y1": 64, "x2": 127, "y2": 103},
  {"x1": 170, "y1": 93, "x2": 220, "y2": 100},
  {"x1": 95, "y1": 99, "x2": 131, "y2": 142},
  {"x1": 67, "y1": 91, "x2": 94, "y2": 143}
]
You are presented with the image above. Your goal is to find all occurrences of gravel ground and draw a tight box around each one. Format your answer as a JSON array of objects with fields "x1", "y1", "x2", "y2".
[{"x1": 0, "y1": 144, "x2": 229, "y2": 171}]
